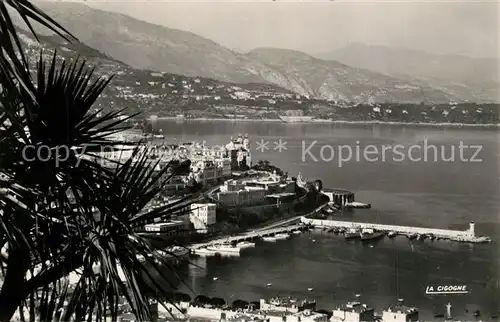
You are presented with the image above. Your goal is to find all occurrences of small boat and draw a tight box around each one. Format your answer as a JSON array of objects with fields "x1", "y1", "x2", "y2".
[
  {"x1": 387, "y1": 231, "x2": 397, "y2": 238},
  {"x1": 369, "y1": 245, "x2": 374, "y2": 248},
  {"x1": 266, "y1": 283, "x2": 272, "y2": 287},
  {"x1": 207, "y1": 244, "x2": 241, "y2": 254},
  {"x1": 361, "y1": 229, "x2": 385, "y2": 241},
  {"x1": 192, "y1": 248, "x2": 216, "y2": 256},
  {"x1": 474, "y1": 310, "x2": 481, "y2": 317},
  {"x1": 236, "y1": 241, "x2": 255, "y2": 249},
  {"x1": 292, "y1": 230, "x2": 301, "y2": 235},
  {"x1": 407, "y1": 233, "x2": 418, "y2": 239},
  {"x1": 213, "y1": 277, "x2": 219, "y2": 281},
  {"x1": 263, "y1": 236, "x2": 277, "y2": 242},
  {"x1": 274, "y1": 233, "x2": 290, "y2": 240},
  {"x1": 345, "y1": 228, "x2": 361, "y2": 240},
  {"x1": 428, "y1": 234, "x2": 436, "y2": 241},
  {"x1": 307, "y1": 288, "x2": 314, "y2": 291}
]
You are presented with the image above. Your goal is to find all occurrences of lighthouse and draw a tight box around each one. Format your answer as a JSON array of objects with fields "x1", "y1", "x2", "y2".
[{"x1": 469, "y1": 221, "x2": 475, "y2": 236}]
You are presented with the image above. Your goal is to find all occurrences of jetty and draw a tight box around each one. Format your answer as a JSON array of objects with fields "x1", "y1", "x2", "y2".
[
  {"x1": 189, "y1": 203, "x2": 328, "y2": 250},
  {"x1": 302, "y1": 218, "x2": 492, "y2": 244},
  {"x1": 190, "y1": 224, "x2": 303, "y2": 250}
]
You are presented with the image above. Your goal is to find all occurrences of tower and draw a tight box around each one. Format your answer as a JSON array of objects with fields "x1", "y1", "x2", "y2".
[
  {"x1": 446, "y1": 302, "x2": 452, "y2": 319},
  {"x1": 243, "y1": 133, "x2": 250, "y2": 150},
  {"x1": 469, "y1": 221, "x2": 475, "y2": 236}
]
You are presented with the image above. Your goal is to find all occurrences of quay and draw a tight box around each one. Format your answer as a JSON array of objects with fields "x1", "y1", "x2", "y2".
[
  {"x1": 301, "y1": 218, "x2": 492, "y2": 243},
  {"x1": 189, "y1": 203, "x2": 329, "y2": 250},
  {"x1": 190, "y1": 224, "x2": 303, "y2": 250}
]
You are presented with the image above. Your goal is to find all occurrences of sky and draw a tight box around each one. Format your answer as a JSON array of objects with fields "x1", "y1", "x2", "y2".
[{"x1": 63, "y1": 0, "x2": 499, "y2": 58}]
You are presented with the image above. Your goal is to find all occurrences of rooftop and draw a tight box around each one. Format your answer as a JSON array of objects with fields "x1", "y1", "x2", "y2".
[
  {"x1": 334, "y1": 302, "x2": 373, "y2": 314},
  {"x1": 384, "y1": 304, "x2": 419, "y2": 314}
]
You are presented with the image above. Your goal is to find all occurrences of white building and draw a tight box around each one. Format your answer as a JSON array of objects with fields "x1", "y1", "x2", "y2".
[
  {"x1": 260, "y1": 297, "x2": 316, "y2": 314},
  {"x1": 190, "y1": 203, "x2": 217, "y2": 233},
  {"x1": 330, "y1": 301, "x2": 374, "y2": 322},
  {"x1": 381, "y1": 300, "x2": 419, "y2": 322}
]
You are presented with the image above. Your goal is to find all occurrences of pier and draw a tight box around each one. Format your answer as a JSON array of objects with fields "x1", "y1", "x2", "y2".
[
  {"x1": 189, "y1": 224, "x2": 303, "y2": 249},
  {"x1": 301, "y1": 218, "x2": 492, "y2": 243},
  {"x1": 190, "y1": 203, "x2": 329, "y2": 249}
]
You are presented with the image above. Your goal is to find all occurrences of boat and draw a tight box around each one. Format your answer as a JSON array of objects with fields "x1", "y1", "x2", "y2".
[
  {"x1": 164, "y1": 246, "x2": 189, "y2": 258},
  {"x1": 407, "y1": 233, "x2": 418, "y2": 239},
  {"x1": 262, "y1": 236, "x2": 277, "y2": 242},
  {"x1": 278, "y1": 115, "x2": 314, "y2": 123},
  {"x1": 325, "y1": 208, "x2": 335, "y2": 214},
  {"x1": 207, "y1": 244, "x2": 241, "y2": 254},
  {"x1": 292, "y1": 230, "x2": 301, "y2": 235},
  {"x1": 428, "y1": 234, "x2": 436, "y2": 241},
  {"x1": 361, "y1": 229, "x2": 385, "y2": 241},
  {"x1": 387, "y1": 231, "x2": 397, "y2": 238},
  {"x1": 192, "y1": 248, "x2": 216, "y2": 256},
  {"x1": 474, "y1": 310, "x2": 480, "y2": 317},
  {"x1": 236, "y1": 241, "x2": 255, "y2": 249},
  {"x1": 274, "y1": 233, "x2": 290, "y2": 240},
  {"x1": 344, "y1": 228, "x2": 361, "y2": 240}
]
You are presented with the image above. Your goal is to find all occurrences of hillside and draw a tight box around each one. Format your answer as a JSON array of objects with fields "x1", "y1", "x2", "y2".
[
  {"x1": 17, "y1": 29, "x2": 305, "y2": 120},
  {"x1": 247, "y1": 48, "x2": 454, "y2": 103},
  {"x1": 318, "y1": 43, "x2": 499, "y2": 102},
  {"x1": 16, "y1": 29, "x2": 500, "y2": 125},
  {"x1": 16, "y1": 2, "x2": 463, "y2": 104}
]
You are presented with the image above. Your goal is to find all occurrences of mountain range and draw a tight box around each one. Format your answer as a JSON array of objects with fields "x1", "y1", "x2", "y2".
[{"x1": 14, "y1": 2, "x2": 499, "y2": 103}]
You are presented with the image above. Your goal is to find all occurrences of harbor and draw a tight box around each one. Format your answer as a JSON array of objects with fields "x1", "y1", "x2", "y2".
[
  {"x1": 301, "y1": 218, "x2": 492, "y2": 243},
  {"x1": 188, "y1": 216, "x2": 492, "y2": 258}
]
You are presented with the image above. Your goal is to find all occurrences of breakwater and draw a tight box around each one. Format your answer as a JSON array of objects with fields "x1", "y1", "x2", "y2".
[{"x1": 301, "y1": 218, "x2": 492, "y2": 243}]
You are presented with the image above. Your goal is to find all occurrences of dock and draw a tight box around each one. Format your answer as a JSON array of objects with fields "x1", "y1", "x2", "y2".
[
  {"x1": 189, "y1": 224, "x2": 304, "y2": 250},
  {"x1": 301, "y1": 218, "x2": 492, "y2": 243},
  {"x1": 189, "y1": 203, "x2": 329, "y2": 250}
]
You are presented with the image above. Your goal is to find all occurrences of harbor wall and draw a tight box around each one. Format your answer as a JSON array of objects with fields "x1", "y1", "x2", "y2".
[{"x1": 301, "y1": 218, "x2": 473, "y2": 238}]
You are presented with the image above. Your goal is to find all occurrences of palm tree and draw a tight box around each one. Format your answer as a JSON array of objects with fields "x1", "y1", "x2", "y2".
[{"x1": 0, "y1": 1, "x2": 196, "y2": 321}]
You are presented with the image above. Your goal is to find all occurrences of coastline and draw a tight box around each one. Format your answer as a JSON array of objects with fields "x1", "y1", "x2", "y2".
[{"x1": 156, "y1": 116, "x2": 500, "y2": 128}]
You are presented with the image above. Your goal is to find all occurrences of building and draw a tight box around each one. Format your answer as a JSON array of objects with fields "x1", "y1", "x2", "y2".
[
  {"x1": 288, "y1": 310, "x2": 329, "y2": 322},
  {"x1": 190, "y1": 203, "x2": 217, "y2": 233},
  {"x1": 217, "y1": 186, "x2": 267, "y2": 207},
  {"x1": 144, "y1": 221, "x2": 185, "y2": 235},
  {"x1": 225, "y1": 134, "x2": 252, "y2": 170},
  {"x1": 216, "y1": 176, "x2": 297, "y2": 208},
  {"x1": 321, "y1": 189, "x2": 355, "y2": 207},
  {"x1": 260, "y1": 297, "x2": 316, "y2": 314},
  {"x1": 215, "y1": 158, "x2": 232, "y2": 178},
  {"x1": 330, "y1": 300, "x2": 374, "y2": 322},
  {"x1": 381, "y1": 300, "x2": 419, "y2": 322}
]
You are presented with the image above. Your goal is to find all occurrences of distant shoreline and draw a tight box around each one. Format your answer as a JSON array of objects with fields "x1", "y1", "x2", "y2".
[{"x1": 156, "y1": 116, "x2": 500, "y2": 128}]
